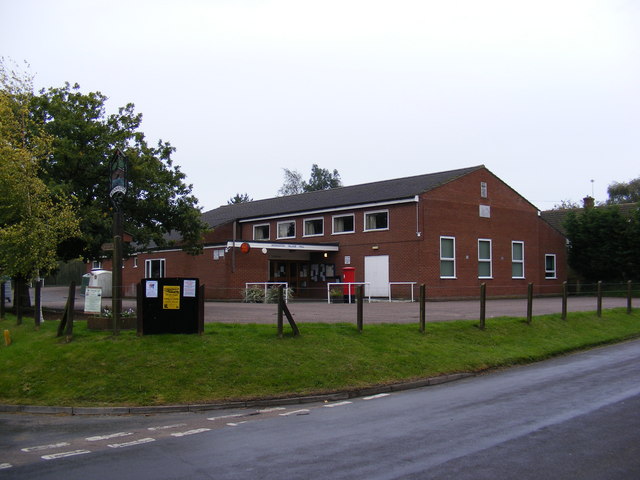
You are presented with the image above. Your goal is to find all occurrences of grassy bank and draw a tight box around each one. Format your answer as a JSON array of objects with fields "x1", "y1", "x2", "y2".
[{"x1": 1, "y1": 309, "x2": 639, "y2": 407}]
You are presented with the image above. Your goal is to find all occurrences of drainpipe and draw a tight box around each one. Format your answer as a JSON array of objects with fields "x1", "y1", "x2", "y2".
[{"x1": 232, "y1": 220, "x2": 237, "y2": 273}]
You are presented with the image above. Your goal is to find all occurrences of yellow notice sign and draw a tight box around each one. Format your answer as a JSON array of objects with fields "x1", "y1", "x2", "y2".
[{"x1": 163, "y1": 285, "x2": 181, "y2": 310}]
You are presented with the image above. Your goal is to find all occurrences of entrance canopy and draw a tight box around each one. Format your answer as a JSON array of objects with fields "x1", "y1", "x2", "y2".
[{"x1": 225, "y1": 241, "x2": 339, "y2": 253}]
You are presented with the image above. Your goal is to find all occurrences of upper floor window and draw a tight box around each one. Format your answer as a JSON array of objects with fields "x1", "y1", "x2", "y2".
[
  {"x1": 277, "y1": 220, "x2": 296, "y2": 239},
  {"x1": 364, "y1": 210, "x2": 389, "y2": 231},
  {"x1": 440, "y1": 236, "x2": 456, "y2": 278},
  {"x1": 333, "y1": 214, "x2": 355, "y2": 234},
  {"x1": 481, "y1": 181, "x2": 488, "y2": 198},
  {"x1": 545, "y1": 254, "x2": 557, "y2": 279},
  {"x1": 91, "y1": 260, "x2": 102, "y2": 270},
  {"x1": 253, "y1": 224, "x2": 270, "y2": 240},
  {"x1": 304, "y1": 218, "x2": 324, "y2": 237},
  {"x1": 512, "y1": 241, "x2": 525, "y2": 279},
  {"x1": 145, "y1": 258, "x2": 165, "y2": 278},
  {"x1": 478, "y1": 239, "x2": 492, "y2": 278}
]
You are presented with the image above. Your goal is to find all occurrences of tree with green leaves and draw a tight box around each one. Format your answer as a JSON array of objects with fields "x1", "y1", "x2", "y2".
[
  {"x1": 228, "y1": 193, "x2": 253, "y2": 204},
  {"x1": 607, "y1": 177, "x2": 640, "y2": 204},
  {"x1": 29, "y1": 82, "x2": 208, "y2": 261},
  {"x1": 564, "y1": 205, "x2": 637, "y2": 282},
  {"x1": 277, "y1": 164, "x2": 342, "y2": 196},
  {"x1": 1, "y1": 60, "x2": 80, "y2": 320}
]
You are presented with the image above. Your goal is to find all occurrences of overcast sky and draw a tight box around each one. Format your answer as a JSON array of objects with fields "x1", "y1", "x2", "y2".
[{"x1": 2, "y1": 0, "x2": 639, "y2": 211}]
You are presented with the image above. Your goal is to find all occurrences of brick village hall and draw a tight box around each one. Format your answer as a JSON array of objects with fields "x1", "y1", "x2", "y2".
[{"x1": 98, "y1": 165, "x2": 567, "y2": 301}]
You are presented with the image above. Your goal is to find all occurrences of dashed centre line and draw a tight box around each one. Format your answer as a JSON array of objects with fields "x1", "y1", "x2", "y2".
[
  {"x1": 226, "y1": 421, "x2": 248, "y2": 427},
  {"x1": 279, "y1": 409, "x2": 310, "y2": 416},
  {"x1": 363, "y1": 393, "x2": 391, "y2": 400},
  {"x1": 323, "y1": 401, "x2": 352, "y2": 408},
  {"x1": 171, "y1": 428, "x2": 211, "y2": 437},
  {"x1": 21, "y1": 442, "x2": 71, "y2": 453},
  {"x1": 256, "y1": 407, "x2": 286, "y2": 413},
  {"x1": 41, "y1": 450, "x2": 91, "y2": 461},
  {"x1": 108, "y1": 438, "x2": 156, "y2": 449},
  {"x1": 207, "y1": 414, "x2": 243, "y2": 421},
  {"x1": 86, "y1": 432, "x2": 133, "y2": 442},
  {"x1": 0, "y1": 463, "x2": 12, "y2": 470},
  {"x1": 148, "y1": 423, "x2": 187, "y2": 431}
]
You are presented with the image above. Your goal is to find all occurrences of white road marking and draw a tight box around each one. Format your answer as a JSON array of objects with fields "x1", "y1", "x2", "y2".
[
  {"x1": 207, "y1": 414, "x2": 243, "y2": 421},
  {"x1": 148, "y1": 423, "x2": 187, "y2": 431},
  {"x1": 256, "y1": 407, "x2": 286, "y2": 413},
  {"x1": 41, "y1": 450, "x2": 91, "y2": 460},
  {"x1": 21, "y1": 442, "x2": 71, "y2": 452},
  {"x1": 323, "y1": 401, "x2": 352, "y2": 408},
  {"x1": 171, "y1": 428, "x2": 211, "y2": 437},
  {"x1": 363, "y1": 393, "x2": 391, "y2": 400},
  {"x1": 0, "y1": 463, "x2": 12, "y2": 470},
  {"x1": 279, "y1": 409, "x2": 310, "y2": 416},
  {"x1": 86, "y1": 432, "x2": 133, "y2": 442},
  {"x1": 226, "y1": 421, "x2": 248, "y2": 427},
  {"x1": 108, "y1": 438, "x2": 156, "y2": 448}
]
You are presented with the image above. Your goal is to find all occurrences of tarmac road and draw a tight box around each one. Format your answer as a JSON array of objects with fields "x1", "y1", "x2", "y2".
[{"x1": 25, "y1": 286, "x2": 634, "y2": 324}]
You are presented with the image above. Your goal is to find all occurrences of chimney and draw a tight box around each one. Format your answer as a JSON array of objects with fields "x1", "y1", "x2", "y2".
[{"x1": 583, "y1": 196, "x2": 595, "y2": 209}]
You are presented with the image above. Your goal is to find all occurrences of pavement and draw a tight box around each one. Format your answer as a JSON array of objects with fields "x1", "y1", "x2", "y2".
[{"x1": 22, "y1": 285, "x2": 634, "y2": 324}]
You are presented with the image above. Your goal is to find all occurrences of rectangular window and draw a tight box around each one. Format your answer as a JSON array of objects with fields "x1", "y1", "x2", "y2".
[
  {"x1": 213, "y1": 248, "x2": 225, "y2": 260},
  {"x1": 91, "y1": 260, "x2": 102, "y2": 270},
  {"x1": 364, "y1": 210, "x2": 389, "y2": 231},
  {"x1": 253, "y1": 224, "x2": 270, "y2": 240},
  {"x1": 479, "y1": 205, "x2": 491, "y2": 218},
  {"x1": 481, "y1": 181, "x2": 488, "y2": 198},
  {"x1": 277, "y1": 220, "x2": 295, "y2": 239},
  {"x1": 332, "y1": 214, "x2": 355, "y2": 234},
  {"x1": 145, "y1": 258, "x2": 165, "y2": 278},
  {"x1": 545, "y1": 254, "x2": 557, "y2": 279},
  {"x1": 440, "y1": 236, "x2": 456, "y2": 278},
  {"x1": 133, "y1": 256, "x2": 138, "y2": 268},
  {"x1": 304, "y1": 218, "x2": 324, "y2": 237},
  {"x1": 478, "y1": 239, "x2": 492, "y2": 278},
  {"x1": 512, "y1": 241, "x2": 525, "y2": 279}
]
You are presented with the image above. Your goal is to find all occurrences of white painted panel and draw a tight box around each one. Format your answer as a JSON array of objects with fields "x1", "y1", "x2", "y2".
[{"x1": 364, "y1": 255, "x2": 389, "y2": 297}]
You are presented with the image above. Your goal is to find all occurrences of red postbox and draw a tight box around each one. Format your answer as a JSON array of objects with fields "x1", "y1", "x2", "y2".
[{"x1": 342, "y1": 267, "x2": 356, "y2": 296}]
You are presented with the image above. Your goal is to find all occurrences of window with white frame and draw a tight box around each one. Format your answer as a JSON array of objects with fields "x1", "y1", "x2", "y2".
[
  {"x1": 253, "y1": 224, "x2": 270, "y2": 240},
  {"x1": 304, "y1": 218, "x2": 324, "y2": 237},
  {"x1": 481, "y1": 181, "x2": 488, "y2": 198},
  {"x1": 145, "y1": 258, "x2": 165, "y2": 278},
  {"x1": 92, "y1": 260, "x2": 102, "y2": 270},
  {"x1": 545, "y1": 254, "x2": 557, "y2": 279},
  {"x1": 332, "y1": 214, "x2": 355, "y2": 234},
  {"x1": 440, "y1": 236, "x2": 456, "y2": 278},
  {"x1": 213, "y1": 248, "x2": 225, "y2": 260},
  {"x1": 478, "y1": 239, "x2": 492, "y2": 278},
  {"x1": 277, "y1": 220, "x2": 296, "y2": 239},
  {"x1": 364, "y1": 210, "x2": 389, "y2": 231},
  {"x1": 133, "y1": 256, "x2": 138, "y2": 268},
  {"x1": 512, "y1": 241, "x2": 525, "y2": 279}
]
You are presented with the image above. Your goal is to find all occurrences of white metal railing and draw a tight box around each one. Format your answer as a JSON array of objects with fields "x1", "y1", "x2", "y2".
[
  {"x1": 388, "y1": 282, "x2": 417, "y2": 302},
  {"x1": 245, "y1": 282, "x2": 289, "y2": 303},
  {"x1": 327, "y1": 282, "x2": 371, "y2": 304}
]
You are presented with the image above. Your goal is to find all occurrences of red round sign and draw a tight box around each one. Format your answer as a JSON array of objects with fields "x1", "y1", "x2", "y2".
[{"x1": 240, "y1": 242, "x2": 251, "y2": 254}]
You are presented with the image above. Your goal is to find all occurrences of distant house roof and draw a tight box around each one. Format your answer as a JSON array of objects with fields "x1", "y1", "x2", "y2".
[
  {"x1": 202, "y1": 165, "x2": 484, "y2": 228},
  {"x1": 541, "y1": 202, "x2": 640, "y2": 236}
]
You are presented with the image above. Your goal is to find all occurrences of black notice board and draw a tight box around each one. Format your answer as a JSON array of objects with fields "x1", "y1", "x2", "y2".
[{"x1": 138, "y1": 278, "x2": 203, "y2": 334}]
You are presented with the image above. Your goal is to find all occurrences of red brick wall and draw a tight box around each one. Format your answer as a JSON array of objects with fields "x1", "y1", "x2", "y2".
[{"x1": 113, "y1": 167, "x2": 567, "y2": 300}]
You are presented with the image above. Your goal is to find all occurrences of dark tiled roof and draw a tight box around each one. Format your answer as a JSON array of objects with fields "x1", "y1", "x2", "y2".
[{"x1": 202, "y1": 165, "x2": 484, "y2": 228}]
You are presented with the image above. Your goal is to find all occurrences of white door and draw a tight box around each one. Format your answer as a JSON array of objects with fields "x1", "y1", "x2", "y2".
[{"x1": 364, "y1": 255, "x2": 389, "y2": 297}]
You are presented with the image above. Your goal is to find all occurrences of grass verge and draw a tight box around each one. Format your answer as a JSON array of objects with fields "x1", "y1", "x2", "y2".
[{"x1": 1, "y1": 309, "x2": 639, "y2": 407}]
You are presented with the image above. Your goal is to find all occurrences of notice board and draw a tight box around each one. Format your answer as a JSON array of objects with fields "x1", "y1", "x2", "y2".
[{"x1": 138, "y1": 278, "x2": 203, "y2": 334}]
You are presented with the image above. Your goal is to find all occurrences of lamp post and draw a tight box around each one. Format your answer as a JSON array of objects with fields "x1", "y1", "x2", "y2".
[{"x1": 109, "y1": 149, "x2": 128, "y2": 335}]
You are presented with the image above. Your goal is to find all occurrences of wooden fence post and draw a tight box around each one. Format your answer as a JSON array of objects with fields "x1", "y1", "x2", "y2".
[
  {"x1": 479, "y1": 283, "x2": 486, "y2": 330},
  {"x1": 419, "y1": 284, "x2": 426, "y2": 334},
  {"x1": 597, "y1": 281, "x2": 602, "y2": 318},
  {"x1": 526, "y1": 282, "x2": 533, "y2": 324},
  {"x1": 562, "y1": 281, "x2": 568, "y2": 320},
  {"x1": 627, "y1": 280, "x2": 633, "y2": 315},
  {"x1": 277, "y1": 286, "x2": 284, "y2": 338}
]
